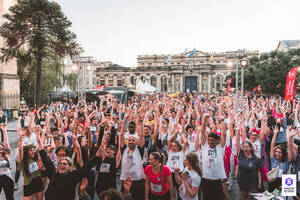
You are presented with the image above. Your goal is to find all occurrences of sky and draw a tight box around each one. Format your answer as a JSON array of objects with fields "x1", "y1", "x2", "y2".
[{"x1": 55, "y1": 0, "x2": 300, "y2": 67}]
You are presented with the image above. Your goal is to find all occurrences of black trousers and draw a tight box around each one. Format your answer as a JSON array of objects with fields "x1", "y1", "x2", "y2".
[
  {"x1": 122, "y1": 179, "x2": 145, "y2": 200},
  {"x1": 202, "y1": 178, "x2": 224, "y2": 200},
  {"x1": 0, "y1": 175, "x2": 14, "y2": 200},
  {"x1": 149, "y1": 191, "x2": 170, "y2": 200}
]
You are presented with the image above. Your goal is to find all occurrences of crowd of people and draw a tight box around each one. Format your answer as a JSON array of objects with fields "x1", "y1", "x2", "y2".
[{"x1": 0, "y1": 93, "x2": 300, "y2": 200}]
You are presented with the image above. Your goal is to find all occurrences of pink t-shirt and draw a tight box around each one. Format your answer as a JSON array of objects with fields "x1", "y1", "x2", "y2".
[{"x1": 144, "y1": 165, "x2": 171, "y2": 196}]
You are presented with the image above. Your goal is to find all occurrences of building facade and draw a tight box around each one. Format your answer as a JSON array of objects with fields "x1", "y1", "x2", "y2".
[
  {"x1": 276, "y1": 40, "x2": 300, "y2": 52},
  {"x1": 0, "y1": 0, "x2": 20, "y2": 109},
  {"x1": 96, "y1": 49, "x2": 259, "y2": 93},
  {"x1": 64, "y1": 56, "x2": 113, "y2": 90}
]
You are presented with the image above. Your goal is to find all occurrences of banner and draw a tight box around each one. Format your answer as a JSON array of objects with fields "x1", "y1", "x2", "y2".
[
  {"x1": 227, "y1": 78, "x2": 232, "y2": 94},
  {"x1": 285, "y1": 67, "x2": 298, "y2": 101}
]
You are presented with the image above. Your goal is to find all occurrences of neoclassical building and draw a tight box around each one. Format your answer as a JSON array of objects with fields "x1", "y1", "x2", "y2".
[
  {"x1": 96, "y1": 49, "x2": 259, "y2": 93},
  {"x1": 0, "y1": 0, "x2": 20, "y2": 110}
]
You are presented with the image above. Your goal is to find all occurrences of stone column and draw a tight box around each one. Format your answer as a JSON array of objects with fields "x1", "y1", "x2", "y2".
[
  {"x1": 171, "y1": 74, "x2": 175, "y2": 93},
  {"x1": 113, "y1": 75, "x2": 117, "y2": 86},
  {"x1": 157, "y1": 74, "x2": 161, "y2": 92},
  {"x1": 105, "y1": 77, "x2": 109, "y2": 86},
  {"x1": 180, "y1": 74, "x2": 184, "y2": 92},
  {"x1": 208, "y1": 73, "x2": 211, "y2": 93},
  {"x1": 126, "y1": 74, "x2": 130, "y2": 86},
  {"x1": 199, "y1": 73, "x2": 202, "y2": 93},
  {"x1": 214, "y1": 75, "x2": 217, "y2": 92}
]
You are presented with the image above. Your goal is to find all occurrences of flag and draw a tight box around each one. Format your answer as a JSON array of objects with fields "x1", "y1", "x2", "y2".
[
  {"x1": 184, "y1": 48, "x2": 187, "y2": 56},
  {"x1": 285, "y1": 67, "x2": 298, "y2": 101},
  {"x1": 181, "y1": 48, "x2": 187, "y2": 59},
  {"x1": 227, "y1": 78, "x2": 232, "y2": 94},
  {"x1": 166, "y1": 54, "x2": 171, "y2": 63},
  {"x1": 188, "y1": 48, "x2": 196, "y2": 57}
]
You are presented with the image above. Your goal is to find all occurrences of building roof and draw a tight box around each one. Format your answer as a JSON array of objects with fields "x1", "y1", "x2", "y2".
[
  {"x1": 280, "y1": 40, "x2": 300, "y2": 48},
  {"x1": 104, "y1": 64, "x2": 126, "y2": 70}
]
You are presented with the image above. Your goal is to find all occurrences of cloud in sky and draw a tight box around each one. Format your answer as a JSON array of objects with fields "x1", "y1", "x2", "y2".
[{"x1": 55, "y1": 0, "x2": 300, "y2": 66}]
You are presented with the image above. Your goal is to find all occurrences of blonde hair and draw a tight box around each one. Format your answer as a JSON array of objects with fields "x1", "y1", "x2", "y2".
[{"x1": 57, "y1": 157, "x2": 75, "y2": 172}]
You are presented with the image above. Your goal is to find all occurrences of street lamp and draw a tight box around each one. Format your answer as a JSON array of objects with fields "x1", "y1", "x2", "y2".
[
  {"x1": 240, "y1": 59, "x2": 248, "y2": 108},
  {"x1": 226, "y1": 50, "x2": 248, "y2": 110},
  {"x1": 71, "y1": 60, "x2": 93, "y2": 102}
]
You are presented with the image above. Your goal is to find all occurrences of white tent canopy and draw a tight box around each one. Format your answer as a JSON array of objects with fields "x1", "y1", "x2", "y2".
[{"x1": 136, "y1": 80, "x2": 159, "y2": 93}]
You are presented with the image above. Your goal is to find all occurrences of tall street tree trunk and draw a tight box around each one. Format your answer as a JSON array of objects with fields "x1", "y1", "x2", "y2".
[{"x1": 35, "y1": 54, "x2": 42, "y2": 105}]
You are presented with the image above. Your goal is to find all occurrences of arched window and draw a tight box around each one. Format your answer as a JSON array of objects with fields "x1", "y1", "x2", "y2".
[
  {"x1": 216, "y1": 74, "x2": 223, "y2": 91},
  {"x1": 151, "y1": 76, "x2": 157, "y2": 87},
  {"x1": 161, "y1": 76, "x2": 168, "y2": 92},
  {"x1": 130, "y1": 76, "x2": 136, "y2": 85},
  {"x1": 140, "y1": 76, "x2": 146, "y2": 83}
]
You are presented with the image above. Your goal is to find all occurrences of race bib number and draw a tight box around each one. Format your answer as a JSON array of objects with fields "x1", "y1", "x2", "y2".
[
  {"x1": 28, "y1": 162, "x2": 39, "y2": 174},
  {"x1": 127, "y1": 155, "x2": 134, "y2": 165},
  {"x1": 151, "y1": 183, "x2": 162, "y2": 193},
  {"x1": 99, "y1": 163, "x2": 110, "y2": 173},
  {"x1": 278, "y1": 169, "x2": 283, "y2": 177},
  {"x1": 90, "y1": 126, "x2": 96, "y2": 132}
]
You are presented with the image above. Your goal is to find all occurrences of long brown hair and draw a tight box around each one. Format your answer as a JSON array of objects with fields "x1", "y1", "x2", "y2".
[
  {"x1": 150, "y1": 152, "x2": 164, "y2": 175},
  {"x1": 186, "y1": 152, "x2": 202, "y2": 177},
  {"x1": 22, "y1": 145, "x2": 38, "y2": 176}
]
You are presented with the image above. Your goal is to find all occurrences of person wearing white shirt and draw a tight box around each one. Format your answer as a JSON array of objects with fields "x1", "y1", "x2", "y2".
[
  {"x1": 174, "y1": 152, "x2": 201, "y2": 200},
  {"x1": 200, "y1": 113, "x2": 227, "y2": 200}
]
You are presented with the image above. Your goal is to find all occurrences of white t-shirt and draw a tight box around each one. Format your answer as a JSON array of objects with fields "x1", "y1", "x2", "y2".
[
  {"x1": 23, "y1": 132, "x2": 37, "y2": 146},
  {"x1": 202, "y1": 142, "x2": 226, "y2": 179},
  {"x1": 225, "y1": 130, "x2": 231, "y2": 147},
  {"x1": 170, "y1": 117, "x2": 177, "y2": 130},
  {"x1": 185, "y1": 133, "x2": 196, "y2": 154},
  {"x1": 179, "y1": 167, "x2": 201, "y2": 200},
  {"x1": 167, "y1": 150, "x2": 185, "y2": 172}
]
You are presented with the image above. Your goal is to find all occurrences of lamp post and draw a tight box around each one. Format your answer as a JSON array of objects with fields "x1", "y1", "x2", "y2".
[
  {"x1": 72, "y1": 57, "x2": 93, "y2": 103},
  {"x1": 226, "y1": 50, "x2": 248, "y2": 110}
]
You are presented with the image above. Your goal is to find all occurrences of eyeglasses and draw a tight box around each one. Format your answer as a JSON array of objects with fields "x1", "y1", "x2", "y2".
[
  {"x1": 252, "y1": 134, "x2": 258, "y2": 137},
  {"x1": 59, "y1": 162, "x2": 69, "y2": 166}
]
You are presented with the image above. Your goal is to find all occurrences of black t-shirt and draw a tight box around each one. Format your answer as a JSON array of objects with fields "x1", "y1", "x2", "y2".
[
  {"x1": 238, "y1": 151, "x2": 263, "y2": 190},
  {"x1": 95, "y1": 157, "x2": 117, "y2": 192},
  {"x1": 0, "y1": 115, "x2": 6, "y2": 123}
]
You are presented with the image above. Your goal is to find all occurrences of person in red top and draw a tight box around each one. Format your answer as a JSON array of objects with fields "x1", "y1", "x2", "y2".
[{"x1": 144, "y1": 152, "x2": 174, "y2": 200}]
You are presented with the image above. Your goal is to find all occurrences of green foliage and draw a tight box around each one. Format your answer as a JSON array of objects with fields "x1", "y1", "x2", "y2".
[
  {"x1": 17, "y1": 51, "x2": 78, "y2": 94},
  {"x1": 0, "y1": 0, "x2": 82, "y2": 104},
  {"x1": 227, "y1": 49, "x2": 300, "y2": 95}
]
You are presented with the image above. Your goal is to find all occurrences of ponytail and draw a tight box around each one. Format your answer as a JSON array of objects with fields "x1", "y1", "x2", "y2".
[{"x1": 186, "y1": 152, "x2": 202, "y2": 177}]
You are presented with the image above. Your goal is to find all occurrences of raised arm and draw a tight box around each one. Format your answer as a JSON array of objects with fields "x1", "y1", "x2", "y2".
[
  {"x1": 2, "y1": 127, "x2": 10, "y2": 151},
  {"x1": 17, "y1": 129, "x2": 23, "y2": 163},
  {"x1": 220, "y1": 120, "x2": 227, "y2": 148},
  {"x1": 151, "y1": 111, "x2": 160, "y2": 142},
  {"x1": 236, "y1": 128, "x2": 241, "y2": 156},
  {"x1": 287, "y1": 127, "x2": 297, "y2": 161},
  {"x1": 270, "y1": 126, "x2": 279, "y2": 158},
  {"x1": 120, "y1": 112, "x2": 129, "y2": 148},
  {"x1": 200, "y1": 113, "x2": 209, "y2": 146}
]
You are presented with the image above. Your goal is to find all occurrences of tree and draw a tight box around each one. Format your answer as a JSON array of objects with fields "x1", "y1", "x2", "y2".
[
  {"x1": 227, "y1": 49, "x2": 300, "y2": 95},
  {"x1": 0, "y1": 0, "x2": 81, "y2": 104}
]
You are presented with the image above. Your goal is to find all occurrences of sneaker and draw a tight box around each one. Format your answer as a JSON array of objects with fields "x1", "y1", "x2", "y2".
[
  {"x1": 14, "y1": 183, "x2": 18, "y2": 191},
  {"x1": 227, "y1": 184, "x2": 232, "y2": 191}
]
